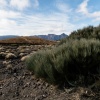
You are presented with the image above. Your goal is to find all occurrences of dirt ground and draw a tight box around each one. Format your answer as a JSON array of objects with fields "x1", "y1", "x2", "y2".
[{"x1": 0, "y1": 45, "x2": 100, "y2": 100}]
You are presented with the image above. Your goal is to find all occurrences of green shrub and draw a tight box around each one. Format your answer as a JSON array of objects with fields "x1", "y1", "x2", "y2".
[
  {"x1": 26, "y1": 39, "x2": 100, "y2": 86},
  {"x1": 60, "y1": 25, "x2": 100, "y2": 44}
]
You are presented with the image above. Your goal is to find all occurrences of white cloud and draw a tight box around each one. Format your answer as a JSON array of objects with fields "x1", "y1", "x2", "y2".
[
  {"x1": 0, "y1": 9, "x2": 21, "y2": 19},
  {"x1": 33, "y1": 0, "x2": 39, "y2": 8},
  {"x1": 0, "y1": 0, "x2": 7, "y2": 8},
  {"x1": 55, "y1": 0, "x2": 72, "y2": 13},
  {"x1": 0, "y1": 0, "x2": 75, "y2": 36},
  {"x1": 10, "y1": 0, "x2": 30, "y2": 10},
  {"x1": 0, "y1": 18, "x2": 16, "y2": 27},
  {"x1": 57, "y1": 3, "x2": 72, "y2": 13},
  {"x1": 24, "y1": 13, "x2": 74, "y2": 35},
  {"x1": 2, "y1": 0, "x2": 100, "y2": 36},
  {"x1": 0, "y1": 12, "x2": 75, "y2": 36},
  {"x1": 91, "y1": 11, "x2": 100, "y2": 17},
  {"x1": 0, "y1": 18, "x2": 18, "y2": 35},
  {"x1": 90, "y1": 11, "x2": 100, "y2": 21},
  {"x1": 77, "y1": 0, "x2": 100, "y2": 21},
  {"x1": 77, "y1": 0, "x2": 89, "y2": 15}
]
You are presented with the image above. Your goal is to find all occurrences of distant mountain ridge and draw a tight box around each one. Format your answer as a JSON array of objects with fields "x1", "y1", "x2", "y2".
[
  {"x1": 0, "y1": 35, "x2": 18, "y2": 40},
  {"x1": 36, "y1": 33, "x2": 68, "y2": 41},
  {"x1": 0, "y1": 33, "x2": 68, "y2": 41}
]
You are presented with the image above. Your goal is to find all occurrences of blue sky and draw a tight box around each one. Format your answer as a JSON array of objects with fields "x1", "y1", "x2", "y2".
[{"x1": 0, "y1": 0, "x2": 100, "y2": 36}]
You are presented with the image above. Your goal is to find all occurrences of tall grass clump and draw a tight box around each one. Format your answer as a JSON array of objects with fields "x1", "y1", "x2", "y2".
[{"x1": 26, "y1": 39, "x2": 100, "y2": 86}]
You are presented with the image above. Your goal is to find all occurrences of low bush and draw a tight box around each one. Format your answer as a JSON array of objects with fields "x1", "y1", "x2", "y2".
[
  {"x1": 60, "y1": 25, "x2": 100, "y2": 44},
  {"x1": 26, "y1": 39, "x2": 100, "y2": 86}
]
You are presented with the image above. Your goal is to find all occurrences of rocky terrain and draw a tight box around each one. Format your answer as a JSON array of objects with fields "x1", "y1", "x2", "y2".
[{"x1": 0, "y1": 44, "x2": 100, "y2": 100}]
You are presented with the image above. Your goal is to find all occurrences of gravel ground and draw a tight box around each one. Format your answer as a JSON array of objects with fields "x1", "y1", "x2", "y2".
[{"x1": 0, "y1": 45, "x2": 100, "y2": 100}]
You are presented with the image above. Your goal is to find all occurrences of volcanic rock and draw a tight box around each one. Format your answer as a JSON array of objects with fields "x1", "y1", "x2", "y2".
[{"x1": 6, "y1": 53, "x2": 17, "y2": 59}]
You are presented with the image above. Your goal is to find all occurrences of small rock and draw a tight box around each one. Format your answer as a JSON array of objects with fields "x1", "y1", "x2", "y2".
[
  {"x1": 45, "y1": 83, "x2": 49, "y2": 88},
  {"x1": 0, "y1": 47, "x2": 4, "y2": 51},
  {"x1": 3, "y1": 61, "x2": 11, "y2": 65},
  {"x1": 35, "y1": 95, "x2": 43, "y2": 100},
  {"x1": 23, "y1": 82, "x2": 30, "y2": 88},
  {"x1": 20, "y1": 49, "x2": 26, "y2": 53},
  {"x1": 42, "y1": 94, "x2": 47, "y2": 98},
  {"x1": 5, "y1": 49, "x2": 12, "y2": 53},
  {"x1": 0, "y1": 86, "x2": 3, "y2": 89},
  {"x1": 21, "y1": 55, "x2": 30, "y2": 61},
  {"x1": 6, "y1": 53, "x2": 17, "y2": 59},
  {"x1": 6, "y1": 64, "x2": 12, "y2": 69},
  {"x1": 19, "y1": 53, "x2": 26, "y2": 57}
]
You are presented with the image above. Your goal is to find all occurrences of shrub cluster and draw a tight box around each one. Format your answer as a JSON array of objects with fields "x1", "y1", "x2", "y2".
[
  {"x1": 60, "y1": 25, "x2": 100, "y2": 44},
  {"x1": 26, "y1": 39, "x2": 100, "y2": 86}
]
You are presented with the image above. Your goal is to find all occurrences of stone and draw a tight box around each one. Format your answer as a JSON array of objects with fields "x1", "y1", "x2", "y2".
[
  {"x1": 21, "y1": 55, "x2": 30, "y2": 61},
  {"x1": 5, "y1": 49, "x2": 12, "y2": 53},
  {"x1": 19, "y1": 53, "x2": 25, "y2": 57},
  {"x1": 6, "y1": 53, "x2": 17, "y2": 59},
  {"x1": 6, "y1": 64, "x2": 12, "y2": 70},
  {"x1": 3, "y1": 61, "x2": 11, "y2": 65},
  {"x1": 0, "y1": 47, "x2": 4, "y2": 51},
  {"x1": 20, "y1": 49, "x2": 26, "y2": 53}
]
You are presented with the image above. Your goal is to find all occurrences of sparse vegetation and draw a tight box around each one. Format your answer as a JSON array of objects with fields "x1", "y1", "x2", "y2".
[
  {"x1": 26, "y1": 37, "x2": 100, "y2": 86},
  {"x1": 0, "y1": 36, "x2": 56, "y2": 45},
  {"x1": 60, "y1": 25, "x2": 100, "y2": 44}
]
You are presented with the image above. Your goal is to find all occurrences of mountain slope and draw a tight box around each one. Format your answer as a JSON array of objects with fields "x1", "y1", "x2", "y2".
[{"x1": 0, "y1": 36, "x2": 56, "y2": 45}]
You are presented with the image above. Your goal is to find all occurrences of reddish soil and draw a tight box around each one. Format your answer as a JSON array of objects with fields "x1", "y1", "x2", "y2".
[{"x1": 0, "y1": 36, "x2": 56, "y2": 45}]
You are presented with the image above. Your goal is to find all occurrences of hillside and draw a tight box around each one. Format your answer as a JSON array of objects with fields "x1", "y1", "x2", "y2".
[{"x1": 0, "y1": 36, "x2": 56, "y2": 45}]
